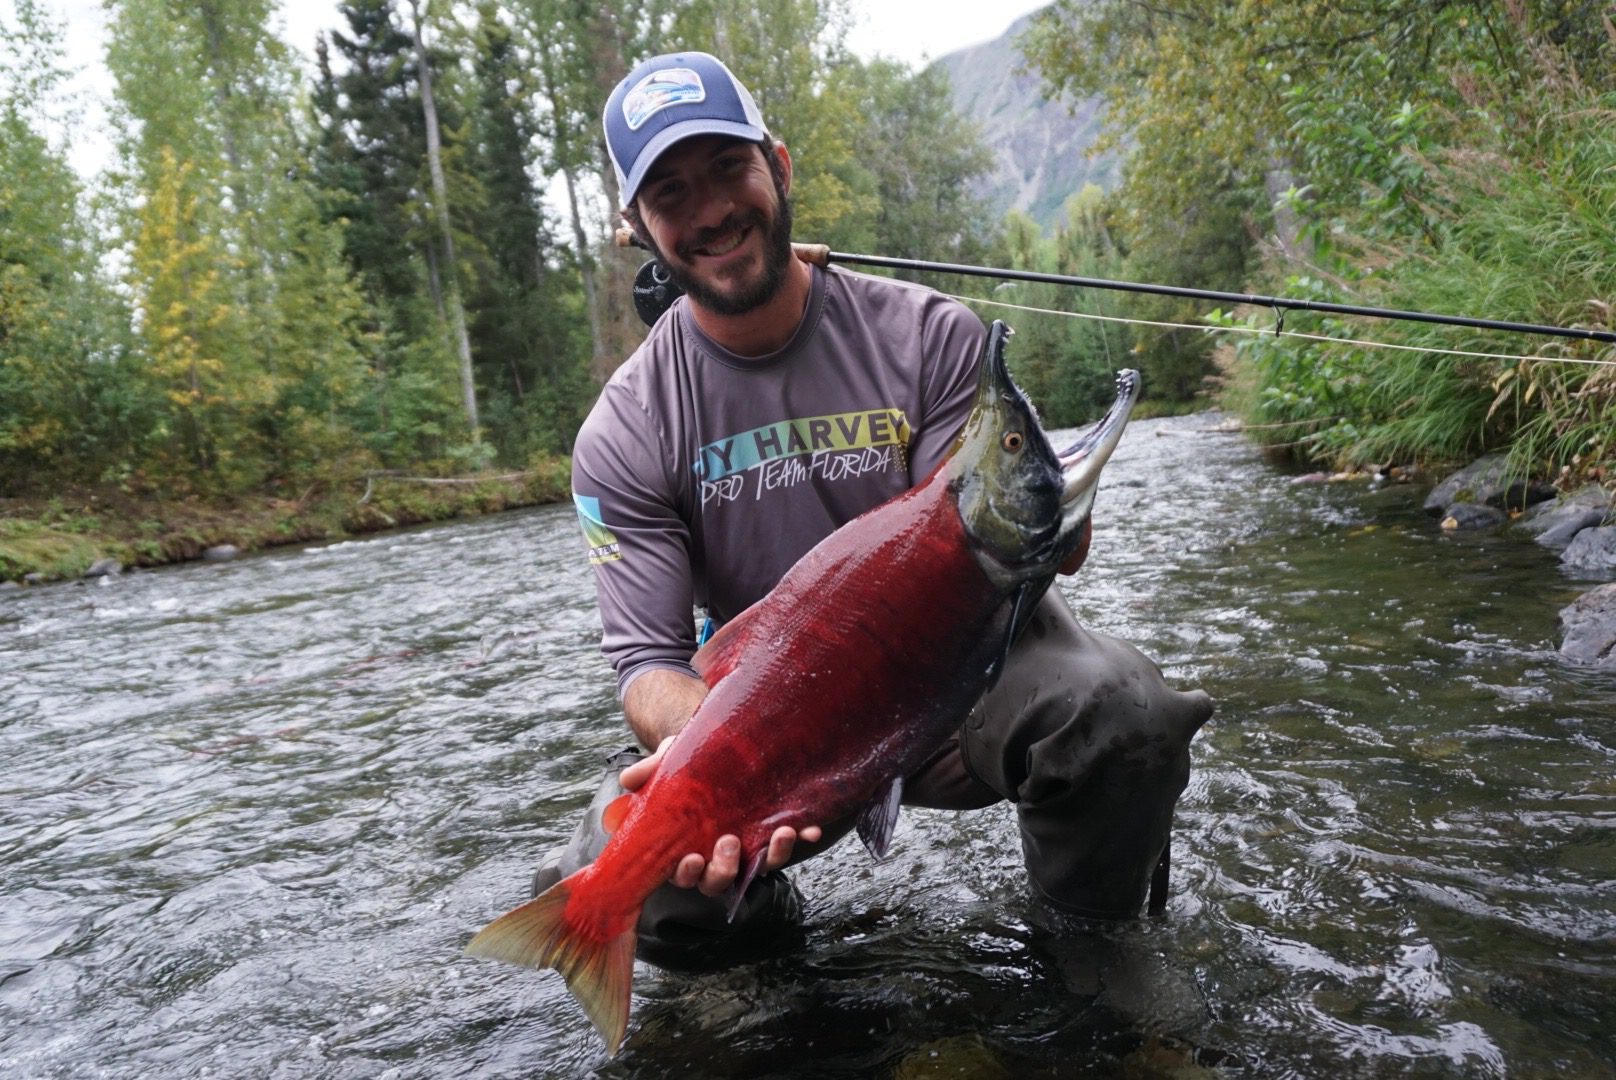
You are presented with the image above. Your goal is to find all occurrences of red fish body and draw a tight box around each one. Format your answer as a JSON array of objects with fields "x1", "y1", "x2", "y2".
[
  {"x1": 466, "y1": 322, "x2": 1141, "y2": 1054},
  {"x1": 583, "y1": 467, "x2": 1007, "y2": 919}
]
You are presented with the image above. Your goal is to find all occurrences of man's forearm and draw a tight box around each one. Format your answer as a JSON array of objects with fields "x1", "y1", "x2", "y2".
[{"x1": 622, "y1": 667, "x2": 707, "y2": 750}]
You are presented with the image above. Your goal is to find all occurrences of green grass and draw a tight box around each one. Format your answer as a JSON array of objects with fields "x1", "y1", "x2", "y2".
[
  {"x1": 0, "y1": 519, "x2": 118, "y2": 580},
  {"x1": 1231, "y1": 93, "x2": 1616, "y2": 482},
  {"x1": 0, "y1": 456, "x2": 573, "y2": 583}
]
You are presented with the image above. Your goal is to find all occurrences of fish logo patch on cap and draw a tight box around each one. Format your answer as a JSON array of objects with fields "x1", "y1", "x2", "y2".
[{"x1": 622, "y1": 67, "x2": 706, "y2": 131}]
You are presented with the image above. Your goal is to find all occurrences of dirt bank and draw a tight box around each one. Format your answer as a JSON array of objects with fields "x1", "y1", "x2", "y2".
[{"x1": 0, "y1": 462, "x2": 571, "y2": 584}]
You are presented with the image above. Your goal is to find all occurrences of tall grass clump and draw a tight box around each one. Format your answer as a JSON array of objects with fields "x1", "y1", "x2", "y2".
[{"x1": 1233, "y1": 84, "x2": 1616, "y2": 482}]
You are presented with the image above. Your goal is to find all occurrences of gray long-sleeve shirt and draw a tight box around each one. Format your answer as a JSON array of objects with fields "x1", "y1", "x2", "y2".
[{"x1": 571, "y1": 264, "x2": 987, "y2": 698}]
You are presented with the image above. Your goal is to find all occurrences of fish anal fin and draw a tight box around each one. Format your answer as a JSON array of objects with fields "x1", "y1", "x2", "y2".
[
  {"x1": 724, "y1": 847, "x2": 769, "y2": 923},
  {"x1": 856, "y1": 776, "x2": 904, "y2": 860},
  {"x1": 465, "y1": 874, "x2": 639, "y2": 1055},
  {"x1": 601, "y1": 793, "x2": 632, "y2": 835}
]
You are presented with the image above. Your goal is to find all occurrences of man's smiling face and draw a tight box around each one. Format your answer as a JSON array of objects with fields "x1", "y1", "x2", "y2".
[{"x1": 632, "y1": 135, "x2": 795, "y2": 318}]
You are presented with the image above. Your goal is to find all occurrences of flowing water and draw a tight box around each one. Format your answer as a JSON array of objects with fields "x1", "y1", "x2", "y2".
[{"x1": 3, "y1": 413, "x2": 1613, "y2": 1079}]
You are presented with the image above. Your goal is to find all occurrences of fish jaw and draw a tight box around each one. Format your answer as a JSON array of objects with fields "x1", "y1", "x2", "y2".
[
  {"x1": 1054, "y1": 368, "x2": 1140, "y2": 539},
  {"x1": 949, "y1": 323, "x2": 1138, "y2": 586}
]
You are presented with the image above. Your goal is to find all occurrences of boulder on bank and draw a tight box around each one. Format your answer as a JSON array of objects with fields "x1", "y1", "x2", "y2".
[
  {"x1": 1559, "y1": 583, "x2": 1616, "y2": 665},
  {"x1": 1562, "y1": 527, "x2": 1616, "y2": 575},
  {"x1": 203, "y1": 544, "x2": 240, "y2": 562},
  {"x1": 1423, "y1": 454, "x2": 1558, "y2": 518},
  {"x1": 1513, "y1": 484, "x2": 1613, "y2": 551},
  {"x1": 83, "y1": 557, "x2": 123, "y2": 579}
]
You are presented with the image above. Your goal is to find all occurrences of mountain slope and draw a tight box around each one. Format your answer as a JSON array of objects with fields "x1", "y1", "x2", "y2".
[{"x1": 934, "y1": 10, "x2": 1119, "y2": 229}]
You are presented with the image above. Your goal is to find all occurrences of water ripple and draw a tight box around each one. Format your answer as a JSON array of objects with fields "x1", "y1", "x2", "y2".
[{"x1": 4, "y1": 424, "x2": 1616, "y2": 1077}]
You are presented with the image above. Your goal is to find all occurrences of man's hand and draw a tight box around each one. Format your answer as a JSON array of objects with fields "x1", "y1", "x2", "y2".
[{"x1": 619, "y1": 735, "x2": 824, "y2": 897}]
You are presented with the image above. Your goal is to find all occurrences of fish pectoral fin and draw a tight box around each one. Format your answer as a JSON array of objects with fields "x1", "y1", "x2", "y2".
[
  {"x1": 724, "y1": 847, "x2": 770, "y2": 923},
  {"x1": 601, "y1": 793, "x2": 632, "y2": 834},
  {"x1": 856, "y1": 776, "x2": 904, "y2": 860}
]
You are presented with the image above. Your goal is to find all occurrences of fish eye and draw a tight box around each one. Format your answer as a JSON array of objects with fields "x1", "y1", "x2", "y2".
[{"x1": 1001, "y1": 431, "x2": 1024, "y2": 452}]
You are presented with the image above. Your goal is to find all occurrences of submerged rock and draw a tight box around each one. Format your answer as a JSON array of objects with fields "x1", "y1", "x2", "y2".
[
  {"x1": 83, "y1": 558, "x2": 123, "y2": 579},
  {"x1": 1559, "y1": 583, "x2": 1616, "y2": 665},
  {"x1": 892, "y1": 1035, "x2": 1012, "y2": 1080},
  {"x1": 1439, "y1": 502, "x2": 1508, "y2": 531},
  {"x1": 1423, "y1": 454, "x2": 1557, "y2": 518}
]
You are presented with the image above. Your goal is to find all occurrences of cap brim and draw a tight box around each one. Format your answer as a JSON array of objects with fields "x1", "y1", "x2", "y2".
[{"x1": 621, "y1": 119, "x2": 768, "y2": 206}]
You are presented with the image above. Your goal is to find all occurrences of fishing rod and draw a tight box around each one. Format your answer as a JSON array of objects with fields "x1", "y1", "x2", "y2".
[{"x1": 617, "y1": 228, "x2": 1616, "y2": 346}]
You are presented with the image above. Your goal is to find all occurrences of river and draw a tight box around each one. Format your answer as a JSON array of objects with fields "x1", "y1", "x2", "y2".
[{"x1": 3, "y1": 412, "x2": 1613, "y2": 1078}]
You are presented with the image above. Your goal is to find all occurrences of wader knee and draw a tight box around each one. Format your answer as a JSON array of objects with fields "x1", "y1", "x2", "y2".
[
  {"x1": 962, "y1": 593, "x2": 1213, "y2": 919},
  {"x1": 531, "y1": 746, "x2": 805, "y2": 969}
]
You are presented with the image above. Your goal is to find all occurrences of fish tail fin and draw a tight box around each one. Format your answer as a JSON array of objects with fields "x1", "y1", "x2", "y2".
[{"x1": 466, "y1": 876, "x2": 639, "y2": 1055}]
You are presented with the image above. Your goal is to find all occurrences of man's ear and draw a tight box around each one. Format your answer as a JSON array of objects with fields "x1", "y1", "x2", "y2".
[{"x1": 771, "y1": 140, "x2": 793, "y2": 197}]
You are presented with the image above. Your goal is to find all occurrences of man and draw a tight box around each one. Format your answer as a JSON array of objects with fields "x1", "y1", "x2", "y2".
[{"x1": 537, "y1": 50, "x2": 1212, "y2": 960}]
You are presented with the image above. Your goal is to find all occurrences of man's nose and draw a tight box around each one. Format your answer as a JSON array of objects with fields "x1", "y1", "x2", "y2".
[{"x1": 685, "y1": 176, "x2": 735, "y2": 230}]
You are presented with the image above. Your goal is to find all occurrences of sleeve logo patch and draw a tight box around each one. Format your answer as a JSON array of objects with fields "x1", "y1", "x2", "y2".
[
  {"x1": 573, "y1": 493, "x2": 621, "y2": 564},
  {"x1": 622, "y1": 68, "x2": 706, "y2": 131}
]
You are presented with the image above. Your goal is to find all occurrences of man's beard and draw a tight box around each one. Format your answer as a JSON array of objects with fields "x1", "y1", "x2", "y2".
[{"x1": 649, "y1": 193, "x2": 795, "y2": 318}]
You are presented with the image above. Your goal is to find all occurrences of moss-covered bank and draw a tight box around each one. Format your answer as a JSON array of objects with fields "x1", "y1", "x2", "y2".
[{"x1": 0, "y1": 459, "x2": 571, "y2": 584}]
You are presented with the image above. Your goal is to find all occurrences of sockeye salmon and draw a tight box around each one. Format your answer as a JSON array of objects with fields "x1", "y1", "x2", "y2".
[{"x1": 466, "y1": 320, "x2": 1141, "y2": 1053}]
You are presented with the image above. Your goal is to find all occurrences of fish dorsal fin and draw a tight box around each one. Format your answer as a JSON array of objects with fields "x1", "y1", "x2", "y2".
[
  {"x1": 601, "y1": 793, "x2": 633, "y2": 835},
  {"x1": 856, "y1": 776, "x2": 904, "y2": 859},
  {"x1": 689, "y1": 603, "x2": 767, "y2": 687}
]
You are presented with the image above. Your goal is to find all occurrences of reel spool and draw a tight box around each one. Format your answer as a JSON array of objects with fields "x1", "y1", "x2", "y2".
[{"x1": 632, "y1": 259, "x2": 684, "y2": 327}]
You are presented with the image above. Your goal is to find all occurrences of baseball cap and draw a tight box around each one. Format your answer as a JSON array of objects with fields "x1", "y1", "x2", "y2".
[{"x1": 603, "y1": 51, "x2": 768, "y2": 206}]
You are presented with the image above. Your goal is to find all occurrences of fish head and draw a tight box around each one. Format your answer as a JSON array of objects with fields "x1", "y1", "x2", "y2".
[{"x1": 950, "y1": 321, "x2": 1140, "y2": 585}]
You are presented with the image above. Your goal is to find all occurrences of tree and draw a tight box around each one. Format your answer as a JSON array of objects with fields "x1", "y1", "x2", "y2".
[
  {"x1": 106, "y1": 0, "x2": 373, "y2": 490},
  {"x1": 835, "y1": 57, "x2": 995, "y2": 275},
  {"x1": 406, "y1": 0, "x2": 479, "y2": 435},
  {"x1": 0, "y1": 0, "x2": 134, "y2": 490},
  {"x1": 511, "y1": 0, "x2": 682, "y2": 379},
  {"x1": 463, "y1": 1, "x2": 590, "y2": 459},
  {"x1": 1026, "y1": 0, "x2": 1616, "y2": 468},
  {"x1": 313, "y1": 0, "x2": 475, "y2": 465}
]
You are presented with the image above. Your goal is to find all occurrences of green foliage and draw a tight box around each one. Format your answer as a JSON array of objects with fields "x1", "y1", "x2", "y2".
[
  {"x1": 0, "y1": 1, "x2": 139, "y2": 494},
  {"x1": 0, "y1": 518, "x2": 110, "y2": 581},
  {"x1": 5, "y1": 0, "x2": 1021, "y2": 508},
  {"x1": 102, "y1": 0, "x2": 380, "y2": 493},
  {"x1": 1214, "y1": 93, "x2": 1616, "y2": 477},
  {"x1": 1117, "y1": 186, "x2": 1254, "y2": 402},
  {"x1": 828, "y1": 58, "x2": 996, "y2": 274},
  {"x1": 968, "y1": 198, "x2": 1137, "y2": 427},
  {"x1": 461, "y1": 2, "x2": 591, "y2": 460},
  {"x1": 1023, "y1": 0, "x2": 1616, "y2": 481}
]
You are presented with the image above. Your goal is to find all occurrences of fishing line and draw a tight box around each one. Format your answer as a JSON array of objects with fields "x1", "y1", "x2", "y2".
[{"x1": 952, "y1": 293, "x2": 1616, "y2": 369}]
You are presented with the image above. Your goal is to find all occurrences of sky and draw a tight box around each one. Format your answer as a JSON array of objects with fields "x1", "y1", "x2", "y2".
[{"x1": 7, "y1": 0, "x2": 1052, "y2": 181}]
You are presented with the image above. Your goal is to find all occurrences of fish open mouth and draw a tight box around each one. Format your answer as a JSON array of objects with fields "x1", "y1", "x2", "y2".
[{"x1": 1056, "y1": 369, "x2": 1140, "y2": 515}]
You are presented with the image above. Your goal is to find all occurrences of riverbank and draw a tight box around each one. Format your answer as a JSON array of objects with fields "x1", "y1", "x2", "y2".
[{"x1": 0, "y1": 460, "x2": 572, "y2": 585}]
